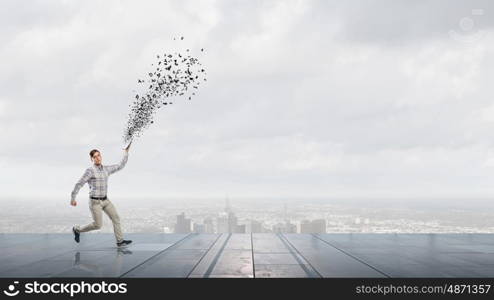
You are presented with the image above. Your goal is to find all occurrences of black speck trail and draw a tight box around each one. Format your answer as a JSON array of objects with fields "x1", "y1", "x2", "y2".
[{"x1": 123, "y1": 39, "x2": 207, "y2": 143}]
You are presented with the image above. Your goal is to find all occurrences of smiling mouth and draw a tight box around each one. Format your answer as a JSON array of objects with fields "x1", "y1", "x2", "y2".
[{"x1": 4, "y1": 290, "x2": 20, "y2": 296}]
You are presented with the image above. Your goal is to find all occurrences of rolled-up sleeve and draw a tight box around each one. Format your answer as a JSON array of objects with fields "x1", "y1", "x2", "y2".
[
  {"x1": 71, "y1": 168, "x2": 92, "y2": 201},
  {"x1": 107, "y1": 151, "x2": 129, "y2": 175}
]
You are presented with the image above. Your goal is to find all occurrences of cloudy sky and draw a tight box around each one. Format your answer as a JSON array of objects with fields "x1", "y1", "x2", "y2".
[{"x1": 1, "y1": 0, "x2": 494, "y2": 202}]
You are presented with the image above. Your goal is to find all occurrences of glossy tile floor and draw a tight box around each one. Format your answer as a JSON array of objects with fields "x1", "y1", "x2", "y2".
[{"x1": 0, "y1": 233, "x2": 492, "y2": 278}]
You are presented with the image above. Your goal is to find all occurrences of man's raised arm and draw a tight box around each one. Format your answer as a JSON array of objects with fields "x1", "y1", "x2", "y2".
[{"x1": 107, "y1": 151, "x2": 129, "y2": 175}]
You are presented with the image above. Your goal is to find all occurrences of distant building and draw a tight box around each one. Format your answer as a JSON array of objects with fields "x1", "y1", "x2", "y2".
[
  {"x1": 299, "y1": 219, "x2": 326, "y2": 233},
  {"x1": 235, "y1": 224, "x2": 246, "y2": 233},
  {"x1": 217, "y1": 213, "x2": 229, "y2": 233},
  {"x1": 193, "y1": 223, "x2": 205, "y2": 233},
  {"x1": 228, "y1": 211, "x2": 238, "y2": 233},
  {"x1": 216, "y1": 198, "x2": 246, "y2": 233},
  {"x1": 311, "y1": 219, "x2": 326, "y2": 233},
  {"x1": 174, "y1": 212, "x2": 192, "y2": 233},
  {"x1": 273, "y1": 221, "x2": 297, "y2": 233},
  {"x1": 272, "y1": 222, "x2": 284, "y2": 233},
  {"x1": 250, "y1": 220, "x2": 263, "y2": 233},
  {"x1": 300, "y1": 220, "x2": 312, "y2": 233},
  {"x1": 283, "y1": 202, "x2": 290, "y2": 223},
  {"x1": 204, "y1": 217, "x2": 215, "y2": 233},
  {"x1": 285, "y1": 221, "x2": 297, "y2": 233},
  {"x1": 225, "y1": 197, "x2": 232, "y2": 214}
]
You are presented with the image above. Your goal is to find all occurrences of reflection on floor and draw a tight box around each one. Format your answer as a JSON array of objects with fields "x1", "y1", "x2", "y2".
[{"x1": 0, "y1": 233, "x2": 493, "y2": 278}]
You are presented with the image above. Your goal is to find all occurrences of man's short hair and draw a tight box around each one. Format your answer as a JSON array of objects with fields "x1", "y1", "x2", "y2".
[{"x1": 89, "y1": 149, "x2": 100, "y2": 158}]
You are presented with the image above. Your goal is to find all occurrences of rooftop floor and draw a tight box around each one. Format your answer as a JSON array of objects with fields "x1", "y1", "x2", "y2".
[{"x1": 0, "y1": 233, "x2": 493, "y2": 278}]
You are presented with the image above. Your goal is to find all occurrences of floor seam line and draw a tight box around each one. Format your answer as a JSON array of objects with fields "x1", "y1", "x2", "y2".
[
  {"x1": 312, "y1": 233, "x2": 391, "y2": 278},
  {"x1": 251, "y1": 233, "x2": 255, "y2": 278},
  {"x1": 186, "y1": 233, "x2": 223, "y2": 278},
  {"x1": 202, "y1": 233, "x2": 231, "y2": 278},
  {"x1": 118, "y1": 233, "x2": 193, "y2": 278},
  {"x1": 278, "y1": 233, "x2": 323, "y2": 278}
]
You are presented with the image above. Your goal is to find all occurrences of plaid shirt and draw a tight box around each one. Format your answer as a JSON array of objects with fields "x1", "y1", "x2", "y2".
[{"x1": 71, "y1": 151, "x2": 129, "y2": 201}]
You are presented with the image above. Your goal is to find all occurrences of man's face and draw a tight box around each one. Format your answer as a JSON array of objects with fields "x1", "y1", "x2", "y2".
[{"x1": 91, "y1": 151, "x2": 102, "y2": 165}]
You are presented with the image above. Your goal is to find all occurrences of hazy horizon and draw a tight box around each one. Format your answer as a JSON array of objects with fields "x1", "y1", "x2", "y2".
[{"x1": 3, "y1": 195, "x2": 494, "y2": 210}]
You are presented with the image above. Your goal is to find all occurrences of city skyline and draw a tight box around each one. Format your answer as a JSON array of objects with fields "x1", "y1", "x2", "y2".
[{"x1": 2, "y1": 196, "x2": 493, "y2": 234}]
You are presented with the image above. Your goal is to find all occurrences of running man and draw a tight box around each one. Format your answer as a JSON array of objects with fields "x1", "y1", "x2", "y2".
[{"x1": 70, "y1": 142, "x2": 133, "y2": 247}]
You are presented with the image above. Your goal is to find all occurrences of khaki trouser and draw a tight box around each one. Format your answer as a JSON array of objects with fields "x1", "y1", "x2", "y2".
[{"x1": 76, "y1": 198, "x2": 123, "y2": 243}]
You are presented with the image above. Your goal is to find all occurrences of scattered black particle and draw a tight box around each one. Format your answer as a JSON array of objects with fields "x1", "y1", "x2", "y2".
[{"x1": 123, "y1": 40, "x2": 208, "y2": 143}]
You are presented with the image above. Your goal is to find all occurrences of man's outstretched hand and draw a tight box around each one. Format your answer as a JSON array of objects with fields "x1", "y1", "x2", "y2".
[{"x1": 70, "y1": 200, "x2": 77, "y2": 206}]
